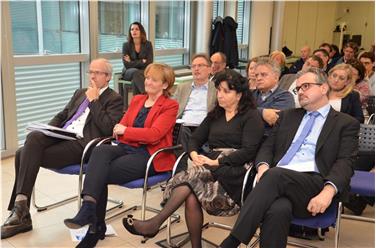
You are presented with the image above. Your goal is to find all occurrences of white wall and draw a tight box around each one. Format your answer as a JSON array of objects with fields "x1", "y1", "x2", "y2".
[
  {"x1": 281, "y1": 1, "x2": 375, "y2": 56},
  {"x1": 335, "y1": 1, "x2": 375, "y2": 51},
  {"x1": 249, "y1": 1, "x2": 274, "y2": 58},
  {"x1": 282, "y1": 1, "x2": 336, "y2": 56}
]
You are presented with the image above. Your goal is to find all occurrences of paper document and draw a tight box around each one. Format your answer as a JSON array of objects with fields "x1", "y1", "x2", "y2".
[
  {"x1": 176, "y1": 119, "x2": 200, "y2": 127},
  {"x1": 26, "y1": 122, "x2": 82, "y2": 140},
  {"x1": 69, "y1": 225, "x2": 117, "y2": 241}
]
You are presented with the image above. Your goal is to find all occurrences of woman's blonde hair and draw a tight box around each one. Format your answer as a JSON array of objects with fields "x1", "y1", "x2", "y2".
[
  {"x1": 144, "y1": 63, "x2": 175, "y2": 97},
  {"x1": 328, "y1": 64, "x2": 354, "y2": 98},
  {"x1": 269, "y1": 50, "x2": 286, "y2": 66}
]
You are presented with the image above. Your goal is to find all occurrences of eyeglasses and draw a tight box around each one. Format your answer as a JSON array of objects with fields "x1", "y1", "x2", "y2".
[
  {"x1": 86, "y1": 70, "x2": 108, "y2": 76},
  {"x1": 293, "y1": 83, "x2": 322, "y2": 95},
  {"x1": 190, "y1": 64, "x2": 209, "y2": 69}
]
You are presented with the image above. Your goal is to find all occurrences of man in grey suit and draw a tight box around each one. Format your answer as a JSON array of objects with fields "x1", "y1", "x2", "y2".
[
  {"x1": 1, "y1": 58, "x2": 124, "y2": 239},
  {"x1": 173, "y1": 53, "x2": 216, "y2": 151}
]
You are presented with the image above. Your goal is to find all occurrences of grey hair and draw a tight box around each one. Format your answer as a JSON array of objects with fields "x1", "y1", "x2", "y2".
[
  {"x1": 255, "y1": 57, "x2": 281, "y2": 77},
  {"x1": 93, "y1": 58, "x2": 113, "y2": 75},
  {"x1": 297, "y1": 67, "x2": 328, "y2": 85}
]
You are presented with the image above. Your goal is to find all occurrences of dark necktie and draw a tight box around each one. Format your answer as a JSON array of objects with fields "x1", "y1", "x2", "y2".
[
  {"x1": 63, "y1": 98, "x2": 90, "y2": 129},
  {"x1": 278, "y1": 111, "x2": 320, "y2": 165}
]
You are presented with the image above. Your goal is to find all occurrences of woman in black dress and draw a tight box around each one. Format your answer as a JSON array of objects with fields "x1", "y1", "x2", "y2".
[{"x1": 123, "y1": 70, "x2": 265, "y2": 248}]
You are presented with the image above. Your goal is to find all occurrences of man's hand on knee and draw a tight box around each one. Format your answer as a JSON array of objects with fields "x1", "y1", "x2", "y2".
[{"x1": 306, "y1": 184, "x2": 336, "y2": 216}]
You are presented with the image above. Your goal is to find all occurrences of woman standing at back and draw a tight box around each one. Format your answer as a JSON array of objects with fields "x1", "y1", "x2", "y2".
[{"x1": 122, "y1": 22, "x2": 153, "y2": 95}]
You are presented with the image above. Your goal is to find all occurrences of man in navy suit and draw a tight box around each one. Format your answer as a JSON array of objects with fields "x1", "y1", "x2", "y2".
[
  {"x1": 252, "y1": 58, "x2": 294, "y2": 136},
  {"x1": 1, "y1": 58, "x2": 124, "y2": 239},
  {"x1": 220, "y1": 67, "x2": 359, "y2": 248}
]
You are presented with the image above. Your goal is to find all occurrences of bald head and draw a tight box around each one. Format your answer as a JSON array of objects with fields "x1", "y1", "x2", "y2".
[
  {"x1": 300, "y1": 46, "x2": 311, "y2": 61},
  {"x1": 210, "y1": 52, "x2": 227, "y2": 75}
]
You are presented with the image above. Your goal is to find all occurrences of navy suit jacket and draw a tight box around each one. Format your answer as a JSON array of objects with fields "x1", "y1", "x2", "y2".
[{"x1": 253, "y1": 86, "x2": 295, "y2": 134}]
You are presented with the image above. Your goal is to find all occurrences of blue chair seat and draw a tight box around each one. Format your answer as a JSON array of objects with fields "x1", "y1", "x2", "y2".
[
  {"x1": 122, "y1": 172, "x2": 171, "y2": 189},
  {"x1": 50, "y1": 164, "x2": 88, "y2": 175},
  {"x1": 350, "y1": 170, "x2": 375, "y2": 196},
  {"x1": 291, "y1": 202, "x2": 338, "y2": 229}
]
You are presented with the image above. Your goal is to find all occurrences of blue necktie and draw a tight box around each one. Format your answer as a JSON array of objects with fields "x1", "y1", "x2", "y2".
[
  {"x1": 63, "y1": 98, "x2": 90, "y2": 129},
  {"x1": 278, "y1": 111, "x2": 320, "y2": 166}
]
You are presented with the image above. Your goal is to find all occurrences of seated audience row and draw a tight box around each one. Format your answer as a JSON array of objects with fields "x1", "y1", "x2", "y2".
[{"x1": 1, "y1": 50, "x2": 367, "y2": 248}]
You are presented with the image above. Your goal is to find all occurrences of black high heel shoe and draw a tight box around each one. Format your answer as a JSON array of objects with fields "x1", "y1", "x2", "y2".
[
  {"x1": 122, "y1": 215, "x2": 159, "y2": 238},
  {"x1": 76, "y1": 222, "x2": 106, "y2": 248},
  {"x1": 64, "y1": 201, "x2": 97, "y2": 229}
]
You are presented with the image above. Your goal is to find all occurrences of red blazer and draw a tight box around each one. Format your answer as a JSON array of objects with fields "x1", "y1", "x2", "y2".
[{"x1": 117, "y1": 94, "x2": 178, "y2": 172}]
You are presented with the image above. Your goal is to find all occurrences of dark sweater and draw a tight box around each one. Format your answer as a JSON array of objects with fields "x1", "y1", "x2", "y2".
[{"x1": 188, "y1": 108, "x2": 265, "y2": 204}]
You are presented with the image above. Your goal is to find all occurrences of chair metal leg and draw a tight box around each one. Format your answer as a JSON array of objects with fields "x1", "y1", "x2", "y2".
[
  {"x1": 247, "y1": 235, "x2": 260, "y2": 248},
  {"x1": 106, "y1": 204, "x2": 180, "y2": 244},
  {"x1": 105, "y1": 182, "x2": 181, "y2": 244},
  {"x1": 341, "y1": 214, "x2": 375, "y2": 223},
  {"x1": 165, "y1": 220, "x2": 234, "y2": 247},
  {"x1": 32, "y1": 187, "x2": 77, "y2": 212},
  {"x1": 334, "y1": 202, "x2": 342, "y2": 248}
]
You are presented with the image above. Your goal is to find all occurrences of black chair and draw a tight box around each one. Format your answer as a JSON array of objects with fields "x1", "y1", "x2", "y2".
[
  {"x1": 248, "y1": 202, "x2": 342, "y2": 248},
  {"x1": 342, "y1": 122, "x2": 375, "y2": 223},
  {"x1": 366, "y1": 95, "x2": 375, "y2": 116}
]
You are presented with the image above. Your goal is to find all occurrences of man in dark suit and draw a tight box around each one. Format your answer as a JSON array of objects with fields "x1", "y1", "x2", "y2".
[
  {"x1": 1, "y1": 58, "x2": 124, "y2": 239},
  {"x1": 220, "y1": 68, "x2": 360, "y2": 248},
  {"x1": 288, "y1": 45, "x2": 311, "y2": 74},
  {"x1": 252, "y1": 58, "x2": 294, "y2": 136}
]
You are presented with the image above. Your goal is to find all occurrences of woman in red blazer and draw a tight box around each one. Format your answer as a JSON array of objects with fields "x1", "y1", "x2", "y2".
[{"x1": 64, "y1": 63, "x2": 178, "y2": 247}]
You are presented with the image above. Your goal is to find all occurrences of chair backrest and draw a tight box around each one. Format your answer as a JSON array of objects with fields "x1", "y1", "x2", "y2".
[
  {"x1": 367, "y1": 113, "x2": 375, "y2": 125},
  {"x1": 358, "y1": 123, "x2": 375, "y2": 154},
  {"x1": 172, "y1": 123, "x2": 182, "y2": 146},
  {"x1": 367, "y1": 96, "x2": 375, "y2": 116}
]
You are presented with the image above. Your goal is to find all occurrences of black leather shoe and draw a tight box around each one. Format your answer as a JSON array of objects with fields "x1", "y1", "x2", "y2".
[
  {"x1": 1, "y1": 200, "x2": 32, "y2": 239},
  {"x1": 122, "y1": 215, "x2": 158, "y2": 238},
  {"x1": 64, "y1": 201, "x2": 97, "y2": 229},
  {"x1": 76, "y1": 222, "x2": 106, "y2": 248},
  {"x1": 344, "y1": 194, "x2": 368, "y2": 216}
]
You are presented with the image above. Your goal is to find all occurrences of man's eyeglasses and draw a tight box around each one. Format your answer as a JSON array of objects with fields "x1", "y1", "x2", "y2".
[
  {"x1": 293, "y1": 83, "x2": 322, "y2": 95},
  {"x1": 86, "y1": 70, "x2": 108, "y2": 76},
  {"x1": 190, "y1": 64, "x2": 209, "y2": 69}
]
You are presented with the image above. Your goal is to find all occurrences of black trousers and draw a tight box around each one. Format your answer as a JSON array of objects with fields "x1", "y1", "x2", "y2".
[
  {"x1": 175, "y1": 126, "x2": 198, "y2": 173},
  {"x1": 8, "y1": 131, "x2": 83, "y2": 210},
  {"x1": 81, "y1": 144, "x2": 155, "y2": 223},
  {"x1": 122, "y1": 68, "x2": 145, "y2": 95},
  {"x1": 231, "y1": 167, "x2": 324, "y2": 248}
]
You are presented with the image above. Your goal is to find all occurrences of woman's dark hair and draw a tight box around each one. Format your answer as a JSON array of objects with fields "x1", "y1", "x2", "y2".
[
  {"x1": 128, "y1": 22, "x2": 147, "y2": 43},
  {"x1": 359, "y1": 52, "x2": 375, "y2": 63},
  {"x1": 207, "y1": 70, "x2": 256, "y2": 119},
  {"x1": 346, "y1": 59, "x2": 365, "y2": 83},
  {"x1": 331, "y1": 44, "x2": 339, "y2": 55}
]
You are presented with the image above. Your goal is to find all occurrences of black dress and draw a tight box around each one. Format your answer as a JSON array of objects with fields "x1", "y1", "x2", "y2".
[{"x1": 163, "y1": 108, "x2": 264, "y2": 216}]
